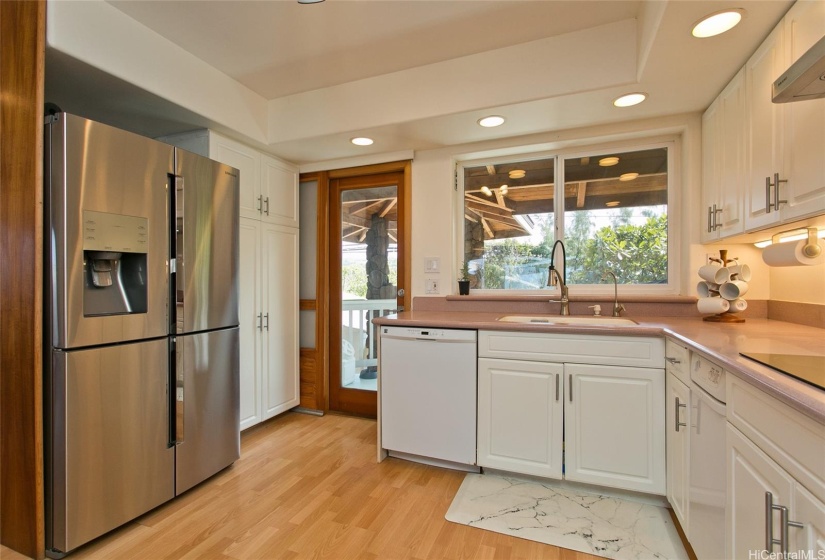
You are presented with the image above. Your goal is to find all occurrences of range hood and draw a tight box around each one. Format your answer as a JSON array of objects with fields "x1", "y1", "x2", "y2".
[{"x1": 773, "y1": 34, "x2": 825, "y2": 103}]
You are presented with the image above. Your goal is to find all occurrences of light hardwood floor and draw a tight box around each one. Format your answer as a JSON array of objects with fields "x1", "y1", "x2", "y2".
[{"x1": 5, "y1": 413, "x2": 602, "y2": 560}]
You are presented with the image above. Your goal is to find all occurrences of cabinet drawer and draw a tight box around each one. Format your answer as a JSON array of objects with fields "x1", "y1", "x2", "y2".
[
  {"x1": 727, "y1": 375, "x2": 825, "y2": 502},
  {"x1": 478, "y1": 330, "x2": 664, "y2": 368},
  {"x1": 664, "y1": 338, "x2": 690, "y2": 386}
]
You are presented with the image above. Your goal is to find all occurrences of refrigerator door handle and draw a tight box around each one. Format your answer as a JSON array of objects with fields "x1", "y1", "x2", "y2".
[
  {"x1": 173, "y1": 337, "x2": 184, "y2": 444},
  {"x1": 172, "y1": 175, "x2": 184, "y2": 334}
]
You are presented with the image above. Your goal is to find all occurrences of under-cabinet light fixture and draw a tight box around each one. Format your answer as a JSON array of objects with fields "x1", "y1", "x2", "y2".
[
  {"x1": 754, "y1": 227, "x2": 825, "y2": 248},
  {"x1": 692, "y1": 9, "x2": 745, "y2": 38},
  {"x1": 478, "y1": 115, "x2": 505, "y2": 128},
  {"x1": 613, "y1": 93, "x2": 647, "y2": 107},
  {"x1": 350, "y1": 137, "x2": 374, "y2": 146}
]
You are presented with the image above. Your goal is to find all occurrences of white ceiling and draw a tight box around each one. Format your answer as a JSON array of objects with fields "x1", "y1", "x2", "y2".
[{"x1": 47, "y1": 0, "x2": 795, "y2": 164}]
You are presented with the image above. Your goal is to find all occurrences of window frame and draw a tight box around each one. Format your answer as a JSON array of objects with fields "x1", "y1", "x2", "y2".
[{"x1": 455, "y1": 137, "x2": 680, "y2": 296}]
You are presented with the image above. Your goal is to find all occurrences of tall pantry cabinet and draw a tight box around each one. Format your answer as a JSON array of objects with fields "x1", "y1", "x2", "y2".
[{"x1": 157, "y1": 130, "x2": 300, "y2": 431}]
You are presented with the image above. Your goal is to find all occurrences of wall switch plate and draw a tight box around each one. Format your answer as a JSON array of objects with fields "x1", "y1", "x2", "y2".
[
  {"x1": 425, "y1": 279, "x2": 440, "y2": 294},
  {"x1": 425, "y1": 257, "x2": 440, "y2": 273}
]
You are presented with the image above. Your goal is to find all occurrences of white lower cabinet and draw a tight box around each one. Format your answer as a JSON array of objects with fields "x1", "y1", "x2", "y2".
[
  {"x1": 564, "y1": 363, "x2": 665, "y2": 494},
  {"x1": 665, "y1": 339, "x2": 691, "y2": 531},
  {"x1": 726, "y1": 374, "x2": 825, "y2": 560},
  {"x1": 238, "y1": 217, "x2": 299, "y2": 430},
  {"x1": 477, "y1": 331, "x2": 665, "y2": 495},
  {"x1": 477, "y1": 358, "x2": 564, "y2": 478}
]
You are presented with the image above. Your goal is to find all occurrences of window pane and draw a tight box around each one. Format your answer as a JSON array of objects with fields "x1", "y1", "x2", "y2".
[
  {"x1": 563, "y1": 148, "x2": 668, "y2": 285},
  {"x1": 462, "y1": 146, "x2": 669, "y2": 290},
  {"x1": 463, "y1": 158, "x2": 555, "y2": 289}
]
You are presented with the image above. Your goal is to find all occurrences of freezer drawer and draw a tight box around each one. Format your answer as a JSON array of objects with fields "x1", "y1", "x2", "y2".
[
  {"x1": 47, "y1": 339, "x2": 174, "y2": 554},
  {"x1": 174, "y1": 327, "x2": 240, "y2": 494}
]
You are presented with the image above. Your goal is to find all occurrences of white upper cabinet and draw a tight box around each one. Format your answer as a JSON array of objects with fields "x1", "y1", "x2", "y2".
[
  {"x1": 261, "y1": 154, "x2": 299, "y2": 228},
  {"x1": 708, "y1": 0, "x2": 825, "y2": 237},
  {"x1": 702, "y1": 70, "x2": 746, "y2": 242},
  {"x1": 779, "y1": 0, "x2": 825, "y2": 222},
  {"x1": 209, "y1": 135, "x2": 262, "y2": 220}
]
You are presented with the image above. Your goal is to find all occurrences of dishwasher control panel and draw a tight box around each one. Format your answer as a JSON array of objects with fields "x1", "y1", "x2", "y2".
[{"x1": 381, "y1": 326, "x2": 477, "y2": 342}]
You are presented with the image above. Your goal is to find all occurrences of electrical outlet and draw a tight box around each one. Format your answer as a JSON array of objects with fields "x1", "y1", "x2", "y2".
[{"x1": 425, "y1": 279, "x2": 440, "y2": 294}]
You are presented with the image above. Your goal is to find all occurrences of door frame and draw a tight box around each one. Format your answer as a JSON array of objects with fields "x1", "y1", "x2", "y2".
[{"x1": 299, "y1": 161, "x2": 411, "y2": 416}]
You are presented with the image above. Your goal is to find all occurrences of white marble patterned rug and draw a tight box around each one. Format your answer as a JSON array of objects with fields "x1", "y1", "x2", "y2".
[{"x1": 446, "y1": 473, "x2": 689, "y2": 560}]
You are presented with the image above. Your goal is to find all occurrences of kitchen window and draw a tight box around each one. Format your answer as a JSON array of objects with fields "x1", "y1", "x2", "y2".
[{"x1": 460, "y1": 142, "x2": 674, "y2": 292}]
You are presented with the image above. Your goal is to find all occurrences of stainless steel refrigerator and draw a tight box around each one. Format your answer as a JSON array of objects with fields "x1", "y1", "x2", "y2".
[{"x1": 44, "y1": 113, "x2": 240, "y2": 556}]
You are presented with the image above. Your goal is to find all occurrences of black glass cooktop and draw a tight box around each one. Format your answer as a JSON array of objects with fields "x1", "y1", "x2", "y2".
[{"x1": 740, "y1": 353, "x2": 825, "y2": 391}]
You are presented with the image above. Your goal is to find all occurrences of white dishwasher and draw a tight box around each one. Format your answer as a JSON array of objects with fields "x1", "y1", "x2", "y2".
[{"x1": 380, "y1": 326, "x2": 478, "y2": 469}]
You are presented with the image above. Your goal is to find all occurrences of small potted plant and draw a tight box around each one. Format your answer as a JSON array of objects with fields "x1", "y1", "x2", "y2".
[{"x1": 458, "y1": 261, "x2": 471, "y2": 295}]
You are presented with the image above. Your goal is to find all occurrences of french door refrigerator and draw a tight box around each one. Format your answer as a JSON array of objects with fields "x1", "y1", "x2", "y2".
[{"x1": 44, "y1": 113, "x2": 240, "y2": 556}]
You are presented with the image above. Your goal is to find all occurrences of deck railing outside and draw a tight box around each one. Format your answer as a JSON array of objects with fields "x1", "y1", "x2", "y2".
[{"x1": 341, "y1": 298, "x2": 397, "y2": 373}]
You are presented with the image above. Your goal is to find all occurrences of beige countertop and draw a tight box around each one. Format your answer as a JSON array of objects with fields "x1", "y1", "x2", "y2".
[{"x1": 374, "y1": 311, "x2": 825, "y2": 424}]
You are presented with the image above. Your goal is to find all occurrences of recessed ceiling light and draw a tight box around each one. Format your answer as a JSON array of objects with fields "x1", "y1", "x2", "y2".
[
  {"x1": 478, "y1": 116, "x2": 505, "y2": 128},
  {"x1": 692, "y1": 9, "x2": 745, "y2": 38},
  {"x1": 605, "y1": 201, "x2": 621, "y2": 207},
  {"x1": 508, "y1": 170, "x2": 526, "y2": 179},
  {"x1": 480, "y1": 186, "x2": 493, "y2": 197},
  {"x1": 350, "y1": 137, "x2": 373, "y2": 146},
  {"x1": 599, "y1": 157, "x2": 620, "y2": 167},
  {"x1": 619, "y1": 172, "x2": 639, "y2": 181},
  {"x1": 613, "y1": 93, "x2": 647, "y2": 107}
]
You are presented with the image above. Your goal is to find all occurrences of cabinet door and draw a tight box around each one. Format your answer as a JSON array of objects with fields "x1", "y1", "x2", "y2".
[
  {"x1": 745, "y1": 25, "x2": 785, "y2": 231},
  {"x1": 261, "y1": 224, "x2": 300, "y2": 420},
  {"x1": 209, "y1": 134, "x2": 262, "y2": 220},
  {"x1": 718, "y1": 69, "x2": 747, "y2": 238},
  {"x1": 666, "y1": 373, "x2": 690, "y2": 532},
  {"x1": 727, "y1": 423, "x2": 795, "y2": 560},
  {"x1": 477, "y1": 358, "x2": 564, "y2": 479},
  {"x1": 261, "y1": 154, "x2": 299, "y2": 227},
  {"x1": 701, "y1": 98, "x2": 722, "y2": 243},
  {"x1": 564, "y1": 363, "x2": 665, "y2": 494},
  {"x1": 791, "y1": 483, "x2": 825, "y2": 558},
  {"x1": 780, "y1": 0, "x2": 825, "y2": 222},
  {"x1": 238, "y1": 218, "x2": 262, "y2": 431}
]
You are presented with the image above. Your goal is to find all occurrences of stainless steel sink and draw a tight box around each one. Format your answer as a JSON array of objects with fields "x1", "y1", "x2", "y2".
[{"x1": 497, "y1": 315, "x2": 637, "y2": 326}]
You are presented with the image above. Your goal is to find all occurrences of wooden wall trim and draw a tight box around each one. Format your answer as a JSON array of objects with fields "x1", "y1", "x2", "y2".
[
  {"x1": 299, "y1": 299, "x2": 317, "y2": 311},
  {"x1": 315, "y1": 171, "x2": 329, "y2": 411},
  {"x1": 328, "y1": 160, "x2": 410, "y2": 179},
  {"x1": 0, "y1": 1, "x2": 46, "y2": 558}
]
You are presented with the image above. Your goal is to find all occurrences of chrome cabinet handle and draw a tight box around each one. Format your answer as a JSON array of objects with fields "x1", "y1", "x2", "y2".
[
  {"x1": 712, "y1": 204, "x2": 723, "y2": 231},
  {"x1": 707, "y1": 206, "x2": 713, "y2": 233},
  {"x1": 264, "y1": 196, "x2": 270, "y2": 216},
  {"x1": 257, "y1": 313, "x2": 262, "y2": 330},
  {"x1": 665, "y1": 357, "x2": 681, "y2": 365},
  {"x1": 568, "y1": 374, "x2": 573, "y2": 402},
  {"x1": 675, "y1": 397, "x2": 687, "y2": 432},
  {"x1": 766, "y1": 492, "x2": 804, "y2": 554},
  {"x1": 766, "y1": 174, "x2": 788, "y2": 212},
  {"x1": 264, "y1": 313, "x2": 269, "y2": 330},
  {"x1": 555, "y1": 373, "x2": 559, "y2": 402},
  {"x1": 257, "y1": 195, "x2": 263, "y2": 213}
]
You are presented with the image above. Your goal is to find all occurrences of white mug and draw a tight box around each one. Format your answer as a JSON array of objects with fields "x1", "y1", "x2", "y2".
[
  {"x1": 728, "y1": 264, "x2": 751, "y2": 282},
  {"x1": 697, "y1": 281, "x2": 720, "y2": 298},
  {"x1": 720, "y1": 280, "x2": 749, "y2": 300},
  {"x1": 697, "y1": 297, "x2": 730, "y2": 314},
  {"x1": 699, "y1": 264, "x2": 729, "y2": 284}
]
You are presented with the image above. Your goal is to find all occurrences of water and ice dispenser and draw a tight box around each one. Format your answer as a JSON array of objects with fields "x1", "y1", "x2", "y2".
[{"x1": 82, "y1": 210, "x2": 150, "y2": 316}]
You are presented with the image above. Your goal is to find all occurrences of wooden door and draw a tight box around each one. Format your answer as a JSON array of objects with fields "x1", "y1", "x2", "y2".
[{"x1": 329, "y1": 170, "x2": 409, "y2": 417}]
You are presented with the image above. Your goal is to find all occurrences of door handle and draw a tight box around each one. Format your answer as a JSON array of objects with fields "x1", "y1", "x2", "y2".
[
  {"x1": 675, "y1": 397, "x2": 687, "y2": 432},
  {"x1": 765, "y1": 492, "x2": 803, "y2": 555}
]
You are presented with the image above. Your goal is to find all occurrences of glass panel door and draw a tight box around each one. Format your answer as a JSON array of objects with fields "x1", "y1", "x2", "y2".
[{"x1": 330, "y1": 172, "x2": 405, "y2": 417}]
